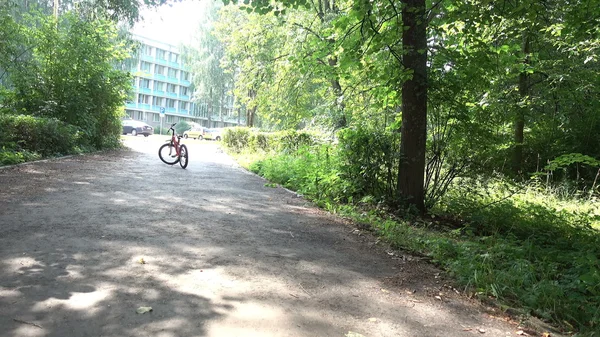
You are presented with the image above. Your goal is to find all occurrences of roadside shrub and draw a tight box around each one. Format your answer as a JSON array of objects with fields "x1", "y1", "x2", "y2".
[
  {"x1": 248, "y1": 132, "x2": 271, "y2": 152},
  {"x1": 175, "y1": 121, "x2": 190, "y2": 135},
  {"x1": 223, "y1": 127, "x2": 252, "y2": 153},
  {"x1": 0, "y1": 114, "x2": 81, "y2": 159},
  {"x1": 4, "y1": 13, "x2": 130, "y2": 151},
  {"x1": 274, "y1": 130, "x2": 318, "y2": 153},
  {"x1": 0, "y1": 147, "x2": 41, "y2": 165},
  {"x1": 337, "y1": 128, "x2": 401, "y2": 203}
]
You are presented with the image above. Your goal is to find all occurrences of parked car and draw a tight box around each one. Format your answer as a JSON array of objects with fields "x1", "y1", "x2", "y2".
[
  {"x1": 183, "y1": 127, "x2": 206, "y2": 140},
  {"x1": 204, "y1": 128, "x2": 223, "y2": 141},
  {"x1": 122, "y1": 120, "x2": 153, "y2": 137}
]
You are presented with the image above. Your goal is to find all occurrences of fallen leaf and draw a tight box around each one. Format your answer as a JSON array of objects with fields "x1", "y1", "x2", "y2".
[
  {"x1": 516, "y1": 331, "x2": 527, "y2": 336},
  {"x1": 478, "y1": 328, "x2": 486, "y2": 333},
  {"x1": 346, "y1": 332, "x2": 365, "y2": 337},
  {"x1": 136, "y1": 306, "x2": 152, "y2": 314},
  {"x1": 139, "y1": 258, "x2": 146, "y2": 264},
  {"x1": 435, "y1": 295, "x2": 442, "y2": 301},
  {"x1": 381, "y1": 289, "x2": 389, "y2": 293},
  {"x1": 368, "y1": 317, "x2": 377, "y2": 322},
  {"x1": 543, "y1": 333, "x2": 551, "y2": 337}
]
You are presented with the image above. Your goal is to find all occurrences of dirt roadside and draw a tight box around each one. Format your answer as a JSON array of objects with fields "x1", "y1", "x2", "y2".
[{"x1": 0, "y1": 138, "x2": 527, "y2": 337}]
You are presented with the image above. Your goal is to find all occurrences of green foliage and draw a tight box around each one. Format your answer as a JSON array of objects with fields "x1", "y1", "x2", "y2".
[
  {"x1": 0, "y1": 10, "x2": 131, "y2": 152},
  {"x1": 223, "y1": 127, "x2": 320, "y2": 154},
  {"x1": 0, "y1": 114, "x2": 82, "y2": 165},
  {"x1": 175, "y1": 121, "x2": 191, "y2": 135},
  {"x1": 336, "y1": 128, "x2": 401, "y2": 203},
  {"x1": 223, "y1": 127, "x2": 252, "y2": 153},
  {"x1": 429, "y1": 180, "x2": 600, "y2": 332},
  {"x1": 544, "y1": 153, "x2": 600, "y2": 172},
  {"x1": 0, "y1": 148, "x2": 41, "y2": 166},
  {"x1": 226, "y1": 131, "x2": 600, "y2": 334}
]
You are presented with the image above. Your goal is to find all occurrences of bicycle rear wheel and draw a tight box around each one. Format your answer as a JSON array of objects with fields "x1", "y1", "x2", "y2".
[
  {"x1": 179, "y1": 144, "x2": 189, "y2": 169},
  {"x1": 158, "y1": 143, "x2": 180, "y2": 165}
]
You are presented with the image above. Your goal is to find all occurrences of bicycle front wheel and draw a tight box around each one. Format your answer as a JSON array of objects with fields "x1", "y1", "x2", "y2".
[
  {"x1": 158, "y1": 143, "x2": 180, "y2": 165},
  {"x1": 179, "y1": 144, "x2": 189, "y2": 169}
]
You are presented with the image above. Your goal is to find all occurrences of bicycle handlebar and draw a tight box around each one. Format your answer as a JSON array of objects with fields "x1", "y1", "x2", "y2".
[{"x1": 168, "y1": 123, "x2": 177, "y2": 135}]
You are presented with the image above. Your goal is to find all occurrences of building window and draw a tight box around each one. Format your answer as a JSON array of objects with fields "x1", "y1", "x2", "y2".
[
  {"x1": 156, "y1": 49, "x2": 166, "y2": 60},
  {"x1": 141, "y1": 79, "x2": 150, "y2": 89},
  {"x1": 153, "y1": 113, "x2": 159, "y2": 122},
  {"x1": 137, "y1": 94, "x2": 148, "y2": 104},
  {"x1": 167, "y1": 99, "x2": 176, "y2": 108},
  {"x1": 141, "y1": 61, "x2": 151, "y2": 72},
  {"x1": 154, "y1": 81, "x2": 164, "y2": 91},
  {"x1": 154, "y1": 65, "x2": 165, "y2": 75},
  {"x1": 168, "y1": 68, "x2": 178, "y2": 78},
  {"x1": 167, "y1": 83, "x2": 176, "y2": 93},
  {"x1": 170, "y1": 53, "x2": 178, "y2": 63},
  {"x1": 143, "y1": 45, "x2": 152, "y2": 55},
  {"x1": 166, "y1": 115, "x2": 174, "y2": 123},
  {"x1": 180, "y1": 87, "x2": 188, "y2": 96},
  {"x1": 152, "y1": 96, "x2": 163, "y2": 106},
  {"x1": 182, "y1": 71, "x2": 189, "y2": 81},
  {"x1": 179, "y1": 101, "x2": 188, "y2": 110},
  {"x1": 136, "y1": 111, "x2": 145, "y2": 120}
]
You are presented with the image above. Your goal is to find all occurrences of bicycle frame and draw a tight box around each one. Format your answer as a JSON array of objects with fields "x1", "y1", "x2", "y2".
[{"x1": 167, "y1": 124, "x2": 182, "y2": 156}]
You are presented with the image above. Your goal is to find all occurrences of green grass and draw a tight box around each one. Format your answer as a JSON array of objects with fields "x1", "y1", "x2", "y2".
[{"x1": 226, "y1": 146, "x2": 600, "y2": 336}]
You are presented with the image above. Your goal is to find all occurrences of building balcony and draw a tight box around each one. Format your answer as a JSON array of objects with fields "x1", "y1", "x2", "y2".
[
  {"x1": 140, "y1": 54, "x2": 154, "y2": 62},
  {"x1": 180, "y1": 94, "x2": 190, "y2": 100},
  {"x1": 135, "y1": 70, "x2": 152, "y2": 78},
  {"x1": 167, "y1": 92, "x2": 178, "y2": 98}
]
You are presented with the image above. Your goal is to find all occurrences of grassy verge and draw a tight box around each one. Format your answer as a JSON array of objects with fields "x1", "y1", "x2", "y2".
[{"x1": 228, "y1": 148, "x2": 600, "y2": 336}]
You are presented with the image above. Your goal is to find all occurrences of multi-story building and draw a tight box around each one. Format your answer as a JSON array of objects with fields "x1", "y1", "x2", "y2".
[{"x1": 125, "y1": 35, "x2": 244, "y2": 129}]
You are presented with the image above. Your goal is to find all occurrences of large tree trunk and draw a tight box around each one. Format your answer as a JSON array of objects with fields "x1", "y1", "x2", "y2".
[
  {"x1": 513, "y1": 34, "x2": 530, "y2": 174},
  {"x1": 397, "y1": 0, "x2": 428, "y2": 213}
]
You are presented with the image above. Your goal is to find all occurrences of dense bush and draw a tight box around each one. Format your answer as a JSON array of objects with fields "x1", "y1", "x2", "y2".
[
  {"x1": 0, "y1": 10, "x2": 131, "y2": 153},
  {"x1": 0, "y1": 114, "x2": 81, "y2": 165},
  {"x1": 223, "y1": 127, "x2": 252, "y2": 153},
  {"x1": 223, "y1": 127, "x2": 321, "y2": 154},
  {"x1": 175, "y1": 121, "x2": 191, "y2": 135},
  {"x1": 337, "y1": 128, "x2": 401, "y2": 203}
]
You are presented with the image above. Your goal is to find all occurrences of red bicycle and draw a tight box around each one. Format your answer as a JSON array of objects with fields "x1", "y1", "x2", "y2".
[{"x1": 158, "y1": 123, "x2": 189, "y2": 169}]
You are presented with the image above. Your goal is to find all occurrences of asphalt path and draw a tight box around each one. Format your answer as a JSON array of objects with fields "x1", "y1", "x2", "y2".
[{"x1": 0, "y1": 136, "x2": 519, "y2": 337}]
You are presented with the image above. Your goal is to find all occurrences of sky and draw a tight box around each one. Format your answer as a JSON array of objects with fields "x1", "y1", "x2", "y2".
[{"x1": 132, "y1": 1, "x2": 210, "y2": 46}]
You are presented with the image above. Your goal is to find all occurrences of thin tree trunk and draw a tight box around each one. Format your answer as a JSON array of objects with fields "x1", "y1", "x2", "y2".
[
  {"x1": 397, "y1": 0, "x2": 428, "y2": 213},
  {"x1": 247, "y1": 88, "x2": 256, "y2": 127},
  {"x1": 328, "y1": 54, "x2": 346, "y2": 128},
  {"x1": 513, "y1": 34, "x2": 530, "y2": 174},
  {"x1": 208, "y1": 87, "x2": 213, "y2": 127},
  {"x1": 219, "y1": 84, "x2": 224, "y2": 127}
]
